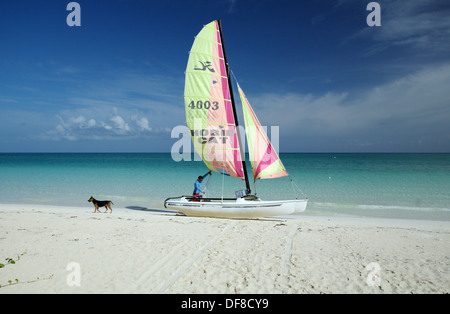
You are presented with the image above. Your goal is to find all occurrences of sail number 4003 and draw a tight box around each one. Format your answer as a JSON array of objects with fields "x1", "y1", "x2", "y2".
[{"x1": 188, "y1": 100, "x2": 219, "y2": 110}]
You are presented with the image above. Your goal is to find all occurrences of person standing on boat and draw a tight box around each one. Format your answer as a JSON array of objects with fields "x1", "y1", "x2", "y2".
[{"x1": 193, "y1": 171, "x2": 212, "y2": 201}]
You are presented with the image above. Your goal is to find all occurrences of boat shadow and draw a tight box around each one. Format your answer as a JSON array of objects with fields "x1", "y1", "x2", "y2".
[
  {"x1": 125, "y1": 206, "x2": 177, "y2": 214},
  {"x1": 126, "y1": 206, "x2": 287, "y2": 222}
]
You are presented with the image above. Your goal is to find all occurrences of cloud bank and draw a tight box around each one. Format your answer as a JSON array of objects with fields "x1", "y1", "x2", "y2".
[
  {"x1": 247, "y1": 63, "x2": 450, "y2": 152},
  {"x1": 40, "y1": 108, "x2": 169, "y2": 142}
]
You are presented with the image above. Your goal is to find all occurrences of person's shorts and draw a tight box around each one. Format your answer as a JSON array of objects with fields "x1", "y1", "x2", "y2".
[{"x1": 193, "y1": 193, "x2": 201, "y2": 202}]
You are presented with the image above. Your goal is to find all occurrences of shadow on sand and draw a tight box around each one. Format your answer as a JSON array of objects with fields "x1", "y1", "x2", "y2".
[{"x1": 126, "y1": 206, "x2": 178, "y2": 215}]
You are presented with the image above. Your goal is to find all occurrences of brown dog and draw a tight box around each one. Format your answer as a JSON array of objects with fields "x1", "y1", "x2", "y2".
[{"x1": 88, "y1": 196, "x2": 113, "y2": 213}]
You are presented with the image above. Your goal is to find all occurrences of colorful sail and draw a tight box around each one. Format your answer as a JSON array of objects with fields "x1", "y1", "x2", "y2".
[
  {"x1": 238, "y1": 84, "x2": 288, "y2": 181},
  {"x1": 184, "y1": 21, "x2": 245, "y2": 179}
]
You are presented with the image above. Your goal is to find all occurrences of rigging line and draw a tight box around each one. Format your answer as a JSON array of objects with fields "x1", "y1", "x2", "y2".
[
  {"x1": 291, "y1": 178, "x2": 298, "y2": 200},
  {"x1": 184, "y1": 95, "x2": 231, "y2": 101},
  {"x1": 188, "y1": 51, "x2": 224, "y2": 60},
  {"x1": 229, "y1": 68, "x2": 238, "y2": 83},
  {"x1": 221, "y1": 161, "x2": 225, "y2": 204},
  {"x1": 203, "y1": 172, "x2": 212, "y2": 197},
  {"x1": 186, "y1": 48, "x2": 224, "y2": 61},
  {"x1": 193, "y1": 35, "x2": 221, "y2": 45},
  {"x1": 288, "y1": 175, "x2": 307, "y2": 200},
  {"x1": 229, "y1": 69, "x2": 243, "y2": 89},
  {"x1": 184, "y1": 71, "x2": 227, "y2": 79}
]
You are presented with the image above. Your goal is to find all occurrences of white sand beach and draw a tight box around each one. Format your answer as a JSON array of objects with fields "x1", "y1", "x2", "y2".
[{"x1": 0, "y1": 203, "x2": 448, "y2": 294}]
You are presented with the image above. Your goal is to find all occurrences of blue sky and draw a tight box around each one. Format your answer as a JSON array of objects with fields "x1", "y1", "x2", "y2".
[{"x1": 0, "y1": 0, "x2": 449, "y2": 152}]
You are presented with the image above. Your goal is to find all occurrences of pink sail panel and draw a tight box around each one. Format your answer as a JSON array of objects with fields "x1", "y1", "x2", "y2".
[{"x1": 238, "y1": 84, "x2": 288, "y2": 181}]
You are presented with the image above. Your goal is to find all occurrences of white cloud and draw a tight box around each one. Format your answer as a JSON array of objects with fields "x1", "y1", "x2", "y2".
[
  {"x1": 110, "y1": 115, "x2": 131, "y2": 135},
  {"x1": 133, "y1": 116, "x2": 152, "y2": 132},
  {"x1": 102, "y1": 123, "x2": 112, "y2": 131},
  {"x1": 67, "y1": 116, "x2": 97, "y2": 129},
  {"x1": 41, "y1": 109, "x2": 161, "y2": 141},
  {"x1": 87, "y1": 119, "x2": 96, "y2": 128}
]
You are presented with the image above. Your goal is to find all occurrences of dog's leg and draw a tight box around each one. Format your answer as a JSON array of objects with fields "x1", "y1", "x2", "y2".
[
  {"x1": 94, "y1": 205, "x2": 99, "y2": 213},
  {"x1": 108, "y1": 203, "x2": 113, "y2": 213}
]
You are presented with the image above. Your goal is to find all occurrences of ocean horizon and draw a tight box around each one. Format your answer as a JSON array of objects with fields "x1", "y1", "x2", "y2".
[{"x1": 1, "y1": 152, "x2": 449, "y2": 221}]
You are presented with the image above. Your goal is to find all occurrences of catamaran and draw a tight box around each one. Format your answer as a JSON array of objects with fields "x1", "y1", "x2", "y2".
[{"x1": 164, "y1": 19, "x2": 308, "y2": 218}]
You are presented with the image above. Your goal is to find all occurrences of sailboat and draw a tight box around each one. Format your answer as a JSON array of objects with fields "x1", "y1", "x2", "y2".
[{"x1": 164, "y1": 19, "x2": 308, "y2": 218}]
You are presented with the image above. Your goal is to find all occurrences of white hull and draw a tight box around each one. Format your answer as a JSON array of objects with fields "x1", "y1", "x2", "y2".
[{"x1": 165, "y1": 197, "x2": 308, "y2": 219}]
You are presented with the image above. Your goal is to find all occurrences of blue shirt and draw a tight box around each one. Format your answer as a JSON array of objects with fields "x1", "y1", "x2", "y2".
[{"x1": 193, "y1": 172, "x2": 210, "y2": 194}]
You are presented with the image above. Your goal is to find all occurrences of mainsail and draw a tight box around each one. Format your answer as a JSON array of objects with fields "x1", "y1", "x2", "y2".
[
  {"x1": 184, "y1": 20, "x2": 245, "y2": 180},
  {"x1": 238, "y1": 84, "x2": 288, "y2": 181}
]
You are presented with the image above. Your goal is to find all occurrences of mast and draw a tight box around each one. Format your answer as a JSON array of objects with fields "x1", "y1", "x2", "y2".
[{"x1": 217, "y1": 18, "x2": 251, "y2": 195}]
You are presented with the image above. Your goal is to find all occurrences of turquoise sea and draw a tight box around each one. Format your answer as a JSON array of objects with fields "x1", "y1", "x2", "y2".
[{"x1": 0, "y1": 153, "x2": 449, "y2": 221}]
